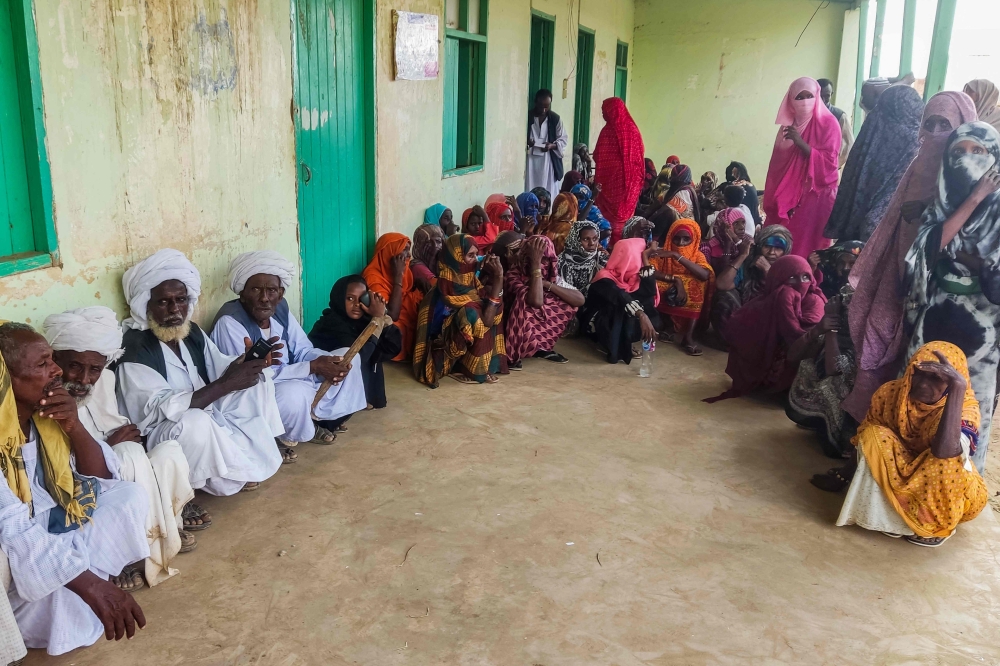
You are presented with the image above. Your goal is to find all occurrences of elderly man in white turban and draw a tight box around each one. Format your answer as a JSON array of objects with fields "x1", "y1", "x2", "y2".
[
  {"x1": 116, "y1": 249, "x2": 284, "y2": 496},
  {"x1": 210, "y1": 251, "x2": 365, "y2": 453},
  {"x1": 44, "y1": 306, "x2": 197, "y2": 591}
]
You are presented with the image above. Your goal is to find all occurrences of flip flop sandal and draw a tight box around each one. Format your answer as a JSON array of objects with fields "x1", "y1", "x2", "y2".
[
  {"x1": 682, "y1": 344, "x2": 703, "y2": 357},
  {"x1": 905, "y1": 535, "x2": 950, "y2": 548},
  {"x1": 311, "y1": 426, "x2": 337, "y2": 444},
  {"x1": 182, "y1": 502, "x2": 212, "y2": 531},
  {"x1": 280, "y1": 446, "x2": 298, "y2": 464},
  {"x1": 509, "y1": 360, "x2": 523, "y2": 371},
  {"x1": 334, "y1": 424, "x2": 349, "y2": 433},
  {"x1": 240, "y1": 482, "x2": 261, "y2": 492},
  {"x1": 534, "y1": 350, "x2": 569, "y2": 363},
  {"x1": 631, "y1": 348, "x2": 643, "y2": 359},
  {"x1": 809, "y1": 467, "x2": 854, "y2": 493},
  {"x1": 112, "y1": 564, "x2": 145, "y2": 593},
  {"x1": 277, "y1": 437, "x2": 298, "y2": 448},
  {"x1": 485, "y1": 374, "x2": 500, "y2": 384},
  {"x1": 658, "y1": 331, "x2": 675, "y2": 343},
  {"x1": 179, "y1": 529, "x2": 198, "y2": 553},
  {"x1": 449, "y1": 373, "x2": 479, "y2": 385}
]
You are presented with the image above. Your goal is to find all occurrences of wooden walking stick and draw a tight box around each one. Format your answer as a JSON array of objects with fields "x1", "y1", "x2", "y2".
[{"x1": 311, "y1": 315, "x2": 392, "y2": 419}]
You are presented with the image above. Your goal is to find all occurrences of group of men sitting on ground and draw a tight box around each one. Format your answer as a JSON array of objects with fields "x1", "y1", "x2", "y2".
[{"x1": 0, "y1": 248, "x2": 370, "y2": 657}]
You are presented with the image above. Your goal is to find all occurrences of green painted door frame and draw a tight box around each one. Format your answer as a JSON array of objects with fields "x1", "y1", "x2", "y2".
[
  {"x1": 528, "y1": 12, "x2": 555, "y2": 109},
  {"x1": 573, "y1": 27, "x2": 594, "y2": 147},
  {"x1": 924, "y1": 0, "x2": 958, "y2": 100},
  {"x1": 292, "y1": 0, "x2": 376, "y2": 325},
  {"x1": 614, "y1": 41, "x2": 628, "y2": 101},
  {"x1": 899, "y1": 0, "x2": 917, "y2": 75},
  {"x1": 869, "y1": 0, "x2": 886, "y2": 78}
]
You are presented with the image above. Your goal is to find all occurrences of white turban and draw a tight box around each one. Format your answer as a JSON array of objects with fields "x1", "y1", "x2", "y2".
[
  {"x1": 227, "y1": 251, "x2": 297, "y2": 294},
  {"x1": 122, "y1": 249, "x2": 201, "y2": 331},
  {"x1": 42, "y1": 306, "x2": 124, "y2": 363}
]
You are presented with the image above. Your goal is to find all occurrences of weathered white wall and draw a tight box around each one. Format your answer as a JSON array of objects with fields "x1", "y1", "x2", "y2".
[
  {"x1": 0, "y1": 0, "x2": 300, "y2": 327},
  {"x1": 374, "y1": 0, "x2": 635, "y2": 236}
]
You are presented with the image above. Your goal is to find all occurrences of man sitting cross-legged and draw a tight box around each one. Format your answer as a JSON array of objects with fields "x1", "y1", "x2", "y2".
[
  {"x1": 116, "y1": 249, "x2": 284, "y2": 496},
  {"x1": 0, "y1": 322, "x2": 148, "y2": 656},
  {"x1": 44, "y1": 306, "x2": 199, "y2": 592},
  {"x1": 210, "y1": 251, "x2": 366, "y2": 455}
]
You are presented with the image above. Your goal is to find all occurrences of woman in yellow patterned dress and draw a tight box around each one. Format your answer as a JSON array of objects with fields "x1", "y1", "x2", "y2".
[{"x1": 837, "y1": 341, "x2": 987, "y2": 547}]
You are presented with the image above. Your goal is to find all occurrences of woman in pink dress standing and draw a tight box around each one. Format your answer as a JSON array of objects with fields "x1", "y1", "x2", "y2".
[{"x1": 763, "y1": 77, "x2": 842, "y2": 258}]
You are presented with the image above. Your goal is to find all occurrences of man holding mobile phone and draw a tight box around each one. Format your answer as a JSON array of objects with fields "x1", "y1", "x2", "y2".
[{"x1": 211, "y1": 251, "x2": 366, "y2": 452}]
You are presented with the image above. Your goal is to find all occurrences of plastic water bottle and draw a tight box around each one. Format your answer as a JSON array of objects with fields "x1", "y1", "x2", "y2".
[{"x1": 639, "y1": 341, "x2": 653, "y2": 378}]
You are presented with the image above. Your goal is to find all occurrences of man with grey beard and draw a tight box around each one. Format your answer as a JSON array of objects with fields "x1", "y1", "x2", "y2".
[
  {"x1": 44, "y1": 306, "x2": 198, "y2": 591},
  {"x1": 116, "y1": 249, "x2": 284, "y2": 497}
]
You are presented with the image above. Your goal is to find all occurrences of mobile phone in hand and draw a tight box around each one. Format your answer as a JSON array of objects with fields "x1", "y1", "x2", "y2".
[{"x1": 245, "y1": 337, "x2": 275, "y2": 362}]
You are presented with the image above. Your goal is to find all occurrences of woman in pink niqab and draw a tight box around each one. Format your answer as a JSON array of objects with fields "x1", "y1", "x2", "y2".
[
  {"x1": 840, "y1": 91, "x2": 978, "y2": 422},
  {"x1": 762, "y1": 77, "x2": 842, "y2": 259}
]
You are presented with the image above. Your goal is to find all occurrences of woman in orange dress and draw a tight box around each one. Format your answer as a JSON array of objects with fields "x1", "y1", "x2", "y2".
[
  {"x1": 653, "y1": 219, "x2": 712, "y2": 356},
  {"x1": 837, "y1": 341, "x2": 987, "y2": 547},
  {"x1": 362, "y1": 232, "x2": 424, "y2": 362}
]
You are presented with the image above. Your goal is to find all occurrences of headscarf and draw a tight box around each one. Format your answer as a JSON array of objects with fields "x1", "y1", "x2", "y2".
[
  {"x1": 707, "y1": 207, "x2": 751, "y2": 261},
  {"x1": 538, "y1": 192, "x2": 578, "y2": 254},
  {"x1": 708, "y1": 255, "x2": 826, "y2": 401},
  {"x1": 227, "y1": 250, "x2": 296, "y2": 294},
  {"x1": 412, "y1": 224, "x2": 445, "y2": 277},
  {"x1": 462, "y1": 205, "x2": 497, "y2": 250},
  {"x1": 558, "y1": 220, "x2": 605, "y2": 295},
  {"x1": 485, "y1": 193, "x2": 507, "y2": 207},
  {"x1": 823, "y1": 85, "x2": 925, "y2": 241},
  {"x1": 530, "y1": 187, "x2": 551, "y2": 215},
  {"x1": 963, "y1": 80, "x2": 1000, "y2": 132},
  {"x1": 592, "y1": 237, "x2": 655, "y2": 305},
  {"x1": 571, "y1": 183, "x2": 612, "y2": 247},
  {"x1": 309, "y1": 275, "x2": 370, "y2": 350},
  {"x1": 122, "y1": 249, "x2": 201, "y2": 331},
  {"x1": 437, "y1": 234, "x2": 485, "y2": 308},
  {"x1": 855, "y1": 341, "x2": 983, "y2": 538},
  {"x1": 735, "y1": 224, "x2": 794, "y2": 309},
  {"x1": 845, "y1": 91, "x2": 979, "y2": 422},
  {"x1": 650, "y1": 166, "x2": 673, "y2": 205},
  {"x1": 665, "y1": 156, "x2": 680, "y2": 167},
  {"x1": 698, "y1": 172, "x2": 718, "y2": 194},
  {"x1": 485, "y1": 200, "x2": 516, "y2": 233},
  {"x1": 516, "y1": 192, "x2": 541, "y2": 231},
  {"x1": 0, "y1": 325, "x2": 94, "y2": 527},
  {"x1": 621, "y1": 216, "x2": 651, "y2": 240},
  {"x1": 492, "y1": 230, "x2": 525, "y2": 268},
  {"x1": 816, "y1": 240, "x2": 864, "y2": 299},
  {"x1": 905, "y1": 121, "x2": 1000, "y2": 311},
  {"x1": 644, "y1": 158, "x2": 658, "y2": 189},
  {"x1": 726, "y1": 161, "x2": 752, "y2": 184},
  {"x1": 656, "y1": 219, "x2": 712, "y2": 317},
  {"x1": 592, "y1": 98, "x2": 646, "y2": 238},
  {"x1": 561, "y1": 171, "x2": 583, "y2": 192},
  {"x1": 43, "y1": 306, "x2": 124, "y2": 363},
  {"x1": 423, "y1": 203, "x2": 449, "y2": 228},
  {"x1": 763, "y1": 77, "x2": 842, "y2": 224},
  {"x1": 664, "y1": 164, "x2": 701, "y2": 222}
]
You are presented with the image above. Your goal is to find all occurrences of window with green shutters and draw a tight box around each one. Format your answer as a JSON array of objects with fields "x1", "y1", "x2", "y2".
[
  {"x1": 614, "y1": 41, "x2": 629, "y2": 101},
  {"x1": 528, "y1": 12, "x2": 555, "y2": 109},
  {"x1": 443, "y1": 0, "x2": 489, "y2": 175},
  {"x1": 0, "y1": 0, "x2": 55, "y2": 277},
  {"x1": 573, "y1": 28, "x2": 595, "y2": 147}
]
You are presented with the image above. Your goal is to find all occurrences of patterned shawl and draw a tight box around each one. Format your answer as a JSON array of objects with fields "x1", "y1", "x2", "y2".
[
  {"x1": 558, "y1": 220, "x2": 606, "y2": 295},
  {"x1": 655, "y1": 219, "x2": 713, "y2": 318},
  {"x1": 538, "y1": 192, "x2": 578, "y2": 254},
  {"x1": 593, "y1": 98, "x2": 646, "y2": 239}
]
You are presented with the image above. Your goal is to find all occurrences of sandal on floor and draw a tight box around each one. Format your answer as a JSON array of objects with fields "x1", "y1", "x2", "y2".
[
  {"x1": 658, "y1": 331, "x2": 675, "y2": 343},
  {"x1": 449, "y1": 373, "x2": 479, "y2": 385},
  {"x1": 510, "y1": 360, "x2": 523, "y2": 371},
  {"x1": 681, "y1": 343, "x2": 703, "y2": 357},
  {"x1": 311, "y1": 426, "x2": 337, "y2": 444},
  {"x1": 906, "y1": 534, "x2": 950, "y2": 548},
  {"x1": 179, "y1": 529, "x2": 198, "y2": 553},
  {"x1": 111, "y1": 564, "x2": 145, "y2": 592},
  {"x1": 334, "y1": 424, "x2": 349, "y2": 433},
  {"x1": 809, "y1": 467, "x2": 854, "y2": 493},
  {"x1": 631, "y1": 347, "x2": 643, "y2": 359},
  {"x1": 280, "y1": 445, "x2": 298, "y2": 464},
  {"x1": 182, "y1": 502, "x2": 212, "y2": 531},
  {"x1": 240, "y1": 482, "x2": 261, "y2": 492},
  {"x1": 881, "y1": 532, "x2": 904, "y2": 539},
  {"x1": 277, "y1": 437, "x2": 298, "y2": 448},
  {"x1": 533, "y1": 350, "x2": 569, "y2": 364},
  {"x1": 485, "y1": 373, "x2": 500, "y2": 384}
]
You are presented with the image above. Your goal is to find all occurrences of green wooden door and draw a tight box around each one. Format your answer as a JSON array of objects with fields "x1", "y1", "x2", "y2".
[
  {"x1": 292, "y1": 0, "x2": 375, "y2": 326},
  {"x1": 614, "y1": 42, "x2": 628, "y2": 101},
  {"x1": 528, "y1": 14, "x2": 554, "y2": 109},
  {"x1": 0, "y1": 0, "x2": 34, "y2": 257},
  {"x1": 573, "y1": 29, "x2": 594, "y2": 147}
]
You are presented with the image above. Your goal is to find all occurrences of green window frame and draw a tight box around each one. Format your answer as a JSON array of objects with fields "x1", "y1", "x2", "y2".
[
  {"x1": 573, "y1": 27, "x2": 595, "y2": 147},
  {"x1": 443, "y1": 0, "x2": 489, "y2": 176},
  {"x1": 614, "y1": 41, "x2": 628, "y2": 101},
  {"x1": 0, "y1": 0, "x2": 56, "y2": 277},
  {"x1": 528, "y1": 11, "x2": 555, "y2": 110}
]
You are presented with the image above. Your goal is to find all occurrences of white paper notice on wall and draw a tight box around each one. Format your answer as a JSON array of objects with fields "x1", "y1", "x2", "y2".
[{"x1": 393, "y1": 11, "x2": 439, "y2": 81}]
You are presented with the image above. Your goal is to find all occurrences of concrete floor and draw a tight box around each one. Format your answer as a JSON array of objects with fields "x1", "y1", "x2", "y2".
[{"x1": 27, "y1": 339, "x2": 1000, "y2": 665}]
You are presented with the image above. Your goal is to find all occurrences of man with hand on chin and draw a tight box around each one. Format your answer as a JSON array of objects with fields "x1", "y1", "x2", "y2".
[
  {"x1": 0, "y1": 322, "x2": 148, "y2": 656},
  {"x1": 116, "y1": 249, "x2": 284, "y2": 496}
]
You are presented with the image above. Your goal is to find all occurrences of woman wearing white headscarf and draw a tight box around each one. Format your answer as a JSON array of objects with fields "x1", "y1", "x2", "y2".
[{"x1": 210, "y1": 251, "x2": 366, "y2": 449}]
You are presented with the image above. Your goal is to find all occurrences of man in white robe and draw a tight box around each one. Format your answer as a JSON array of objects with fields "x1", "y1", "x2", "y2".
[
  {"x1": 116, "y1": 249, "x2": 284, "y2": 497},
  {"x1": 43, "y1": 306, "x2": 197, "y2": 589},
  {"x1": 210, "y1": 251, "x2": 366, "y2": 448},
  {"x1": 525, "y1": 88, "x2": 569, "y2": 196},
  {"x1": 0, "y1": 322, "x2": 148, "y2": 656}
]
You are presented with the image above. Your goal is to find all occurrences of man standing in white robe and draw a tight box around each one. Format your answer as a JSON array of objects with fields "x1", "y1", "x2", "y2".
[
  {"x1": 210, "y1": 251, "x2": 366, "y2": 451},
  {"x1": 116, "y1": 249, "x2": 284, "y2": 497},
  {"x1": 0, "y1": 322, "x2": 148, "y2": 656},
  {"x1": 525, "y1": 88, "x2": 569, "y2": 196},
  {"x1": 43, "y1": 306, "x2": 198, "y2": 590}
]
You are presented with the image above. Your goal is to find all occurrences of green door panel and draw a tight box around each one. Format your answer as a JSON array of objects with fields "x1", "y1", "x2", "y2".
[
  {"x1": 0, "y1": 0, "x2": 34, "y2": 257},
  {"x1": 292, "y1": 0, "x2": 375, "y2": 326},
  {"x1": 528, "y1": 14, "x2": 554, "y2": 109},
  {"x1": 573, "y1": 29, "x2": 594, "y2": 147}
]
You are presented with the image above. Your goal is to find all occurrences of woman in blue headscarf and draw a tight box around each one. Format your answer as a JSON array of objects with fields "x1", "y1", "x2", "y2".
[
  {"x1": 571, "y1": 183, "x2": 612, "y2": 248},
  {"x1": 424, "y1": 203, "x2": 456, "y2": 236},
  {"x1": 516, "y1": 192, "x2": 541, "y2": 235}
]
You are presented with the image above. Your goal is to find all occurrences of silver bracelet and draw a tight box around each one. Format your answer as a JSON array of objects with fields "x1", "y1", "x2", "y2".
[
  {"x1": 639, "y1": 266, "x2": 655, "y2": 278},
  {"x1": 625, "y1": 300, "x2": 644, "y2": 317}
]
